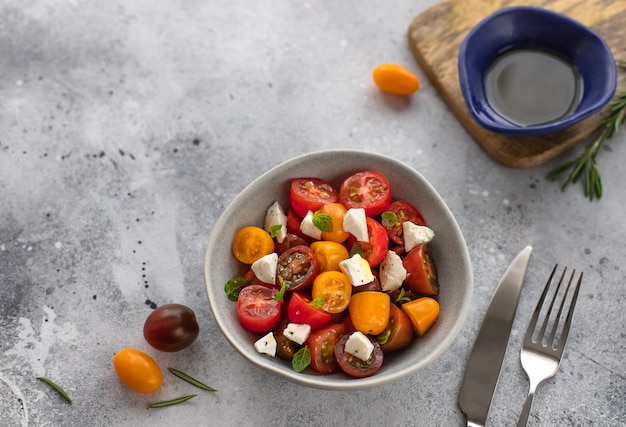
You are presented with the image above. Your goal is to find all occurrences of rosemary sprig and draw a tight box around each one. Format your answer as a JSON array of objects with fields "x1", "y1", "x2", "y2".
[
  {"x1": 148, "y1": 394, "x2": 197, "y2": 409},
  {"x1": 37, "y1": 377, "x2": 72, "y2": 404},
  {"x1": 167, "y1": 368, "x2": 217, "y2": 391},
  {"x1": 548, "y1": 60, "x2": 626, "y2": 200}
]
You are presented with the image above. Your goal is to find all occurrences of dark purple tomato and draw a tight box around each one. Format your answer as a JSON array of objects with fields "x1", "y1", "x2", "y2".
[{"x1": 143, "y1": 304, "x2": 200, "y2": 352}]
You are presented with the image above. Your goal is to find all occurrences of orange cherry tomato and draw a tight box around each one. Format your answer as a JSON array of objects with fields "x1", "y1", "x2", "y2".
[
  {"x1": 401, "y1": 297, "x2": 439, "y2": 336},
  {"x1": 310, "y1": 241, "x2": 350, "y2": 272},
  {"x1": 349, "y1": 291, "x2": 390, "y2": 335},
  {"x1": 311, "y1": 271, "x2": 352, "y2": 314},
  {"x1": 113, "y1": 348, "x2": 162, "y2": 393},
  {"x1": 231, "y1": 226, "x2": 275, "y2": 264},
  {"x1": 372, "y1": 63, "x2": 420, "y2": 96},
  {"x1": 319, "y1": 203, "x2": 350, "y2": 243}
]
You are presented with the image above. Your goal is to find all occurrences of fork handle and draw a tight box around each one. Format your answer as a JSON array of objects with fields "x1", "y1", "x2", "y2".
[{"x1": 517, "y1": 390, "x2": 535, "y2": 427}]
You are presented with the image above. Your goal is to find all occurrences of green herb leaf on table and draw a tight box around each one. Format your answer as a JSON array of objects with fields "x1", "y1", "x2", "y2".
[
  {"x1": 37, "y1": 377, "x2": 72, "y2": 404},
  {"x1": 148, "y1": 394, "x2": 197, "y2": 409},
  {"x1": 168, "y1": 368, "x2": 217, "y2": 391},
  {"x1": 548, "y1": 61, "x2": 626, "y2": 200}
]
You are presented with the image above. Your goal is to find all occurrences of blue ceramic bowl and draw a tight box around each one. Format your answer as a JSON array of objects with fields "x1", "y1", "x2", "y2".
[{"x1": 458, "y1": 6, "x2": 616, "y2": 136}]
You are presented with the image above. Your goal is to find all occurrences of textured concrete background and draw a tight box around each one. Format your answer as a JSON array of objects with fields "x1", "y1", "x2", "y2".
[{"x1": 1, "y1": 1, "x2": 624, "y2": 426}]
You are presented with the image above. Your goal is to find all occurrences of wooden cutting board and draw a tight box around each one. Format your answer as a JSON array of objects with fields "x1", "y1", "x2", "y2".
[{"x1": 408, "y1": 0, "x2": 626, "y2": 168}]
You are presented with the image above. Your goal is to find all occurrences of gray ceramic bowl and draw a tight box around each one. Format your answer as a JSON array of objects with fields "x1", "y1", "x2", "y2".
[{"x1": 204, "y1": 150, "x2": 473, "y2": 390}]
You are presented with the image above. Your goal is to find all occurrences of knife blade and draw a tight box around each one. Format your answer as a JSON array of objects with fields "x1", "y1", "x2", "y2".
[{"x1": 459, "y1": 246, "x2": 533, "y2": 427}]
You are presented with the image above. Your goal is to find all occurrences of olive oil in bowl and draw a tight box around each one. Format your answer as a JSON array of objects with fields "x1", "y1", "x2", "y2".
[{"x1": 484, "y1": 49, "x2": 583, "y2": 127}]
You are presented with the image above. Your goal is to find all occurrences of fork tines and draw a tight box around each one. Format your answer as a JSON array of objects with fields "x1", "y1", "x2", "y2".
[{"x1": 526, "y1": 265, "x2": 583, "y2": 351}]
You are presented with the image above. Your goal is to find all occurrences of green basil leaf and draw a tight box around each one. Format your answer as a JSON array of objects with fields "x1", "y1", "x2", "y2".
[
  {"x1": 224, "y1": 277, "x2": 249, "y2": 301},
  {"x1": 292, "y1": 346, "x2": 311, "y2": 373},
  {"x1": 377, "y1": 329, "x2": 391, "y2": 345},
  {"x1": 381, "y1": 211, "x2": 398, "y2": 227},
  {"x1": 312, "y1": 211, "x2": 333, "y2": 232},
  {"x1": 309, "y1": 297, "x2": 326, "y2": 309},
  {"x1": 274, "y1": 277, "x2": 287, "y2": 302},
  {"x1": 269, "y1": 224, "x2": 282, "y2": 238}
]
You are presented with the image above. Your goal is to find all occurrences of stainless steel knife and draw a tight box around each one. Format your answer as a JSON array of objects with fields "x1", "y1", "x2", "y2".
[{"x1": 459, "y1": 246, "x2": 533, "y2": 427}]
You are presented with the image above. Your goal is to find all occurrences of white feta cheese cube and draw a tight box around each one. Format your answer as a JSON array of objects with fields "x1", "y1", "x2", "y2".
[
  {"x1": 300, "y1": 210, "x2": 322, "y2": 240},
  {"x1": 343, "y1": 208, "x2": 368, "y2": 242},
  {"x1": 339, "y1": 254, "x2": 375, "y2": 287},
  {"x1": 251, "y1": 253, "x2": 278, "y2": 284},
  {"x1": 283, "y1": 323, "x2": 311, "y2": 345},
  {"x1": 379, "y1": 250, "x2": 407, "y2": 291},
  {"x1": 254, "y1": 332, "x2": 277, "y2": 357},
  {"x1": 344, "y1": 331, "x2": 374, "y2": 361},
  {"x1": 264, "y1": 201, "x2": 287, "y2": 243},
  {"x1": 403, "y1": 222, "x2": 435, "y2": 252}
]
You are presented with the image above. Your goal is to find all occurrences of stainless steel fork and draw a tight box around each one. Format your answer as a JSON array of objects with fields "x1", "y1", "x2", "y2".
[{"x1": 517, "y1": 265, "x2": 583, "y2": 427}]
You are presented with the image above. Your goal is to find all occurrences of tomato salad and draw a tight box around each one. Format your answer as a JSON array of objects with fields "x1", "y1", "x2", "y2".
[{"x1": 224, "y1": 170, "x2": 440, "y2": 378}]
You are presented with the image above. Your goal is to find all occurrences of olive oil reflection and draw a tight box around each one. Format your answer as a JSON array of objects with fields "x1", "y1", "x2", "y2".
[{"x1": 484, "y1": 49, "x2": 582, "y2": 127}]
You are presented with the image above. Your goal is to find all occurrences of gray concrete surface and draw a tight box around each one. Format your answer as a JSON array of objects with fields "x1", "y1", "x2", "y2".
[{"x1": 1, "y1": 1, "x2": 624, "y2": 426}]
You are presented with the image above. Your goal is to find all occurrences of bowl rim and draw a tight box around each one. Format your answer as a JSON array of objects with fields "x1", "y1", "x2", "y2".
[
  {"x1": 203, "y1": 149, "x2": 474, "y2": 390},
  {"x1": 458, "y1": 6, "x2": 617, "y2": 136}
]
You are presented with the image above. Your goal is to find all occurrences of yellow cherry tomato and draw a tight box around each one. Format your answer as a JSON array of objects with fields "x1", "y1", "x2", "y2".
[
  {"x1": 319, "y1": 203, "x2": 350, "y2": 243},
  {"x1": 349, "y1": 291, "x2": 390, "y2": 335},
  {"x1": 113, "y1": 348, "x2": 162, "y2": 393},
  {"x1": 231, "y1": 226, "x2": 274, "y2": 264},
  {"x1": 401, "y1": 297, "x2": 439, "y2": 336},
  {"x1": 372, "y1": 63, "x2": 420, "y2": 96},
  {"x1": 312, "y1": 271, "x2": 352, "y2": 313},
  {"x1": 310, "y1": 241, "x2": 350, "y2": 272}
]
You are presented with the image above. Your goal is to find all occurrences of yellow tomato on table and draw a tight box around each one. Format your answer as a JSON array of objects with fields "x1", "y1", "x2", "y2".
[
  {"x1": 372, "y1": 63, "x2": 420, "y2": 96},
  {"x1": 113, "y1": 348, "x2": 162, "y2": 393}
]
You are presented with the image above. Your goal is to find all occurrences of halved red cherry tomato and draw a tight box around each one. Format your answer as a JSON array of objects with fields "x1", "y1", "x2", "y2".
[
  {"x1": 377, "y1": 304, "x2": 414, "y2": 352},
  {"x1": 382, "y1": 200, "x2": 426, "y2": 246},
  {"x1": 348, "y1": 217, "x2": 389, "y2": 267},
  {"x1": 338, "y1": 171, "x2": 392, "y2": 217},
  {"x1": 143, "y1": 304, "x2": 200, "y2": 352},
  {"x1": 335, "y1": 333, "x2": 384, "y2": 378},
  {"x1": 287, "y1": 292, "x2": 333, "y2": 330},
  {"x1": 286, "y1": 210, "x2": 310, "y2": 242},
  {"x1": 237, "y1": 285, "x2": 282, "y2": 333},
  {"x1": 307, "y1": 323, "x2": 346, "y2": 375},
  {"x1": 403, "y1": 244, "x2": 439, "y2": 296},
  {"x1": 289, "y1": 178, "x2": 338, "y2": 218},
  {"x1": 276, "y1": 245, "x2": 319, "y2": 291}
]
